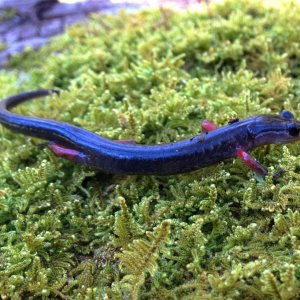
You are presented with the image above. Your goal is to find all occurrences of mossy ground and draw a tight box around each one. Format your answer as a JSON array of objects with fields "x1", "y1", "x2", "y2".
[{"x1": 1, "y1": 0, "x2": 300, "y2": 299}]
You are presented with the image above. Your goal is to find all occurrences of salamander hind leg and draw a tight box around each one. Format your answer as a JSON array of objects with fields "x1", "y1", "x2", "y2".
[{"x1": 45, "y1": 142, "x2": 89, "y2": 165}]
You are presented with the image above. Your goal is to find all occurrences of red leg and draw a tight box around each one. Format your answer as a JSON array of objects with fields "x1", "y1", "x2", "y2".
[
  {"x1": 201, "y1": 120, "x2": 219, "y2": 133},
  {"x1": 46, "y1": 142, "x2": 88, "y2": 164},
  {"x1": 236, "y1": 148, "x2": 268, "y2": 177}
]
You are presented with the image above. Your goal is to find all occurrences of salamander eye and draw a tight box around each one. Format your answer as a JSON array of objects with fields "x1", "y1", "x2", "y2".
[
  {"x1": 281, "y1": 111, "x2": 294, "y2": 120},
  {"x1": 288, "y1": 124, "x2": 300, "y2": 136}
]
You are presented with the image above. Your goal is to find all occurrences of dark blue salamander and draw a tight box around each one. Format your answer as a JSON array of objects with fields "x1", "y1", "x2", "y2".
[{"x1": 0, "y1": 89, "x2": 300, "y2": 176}]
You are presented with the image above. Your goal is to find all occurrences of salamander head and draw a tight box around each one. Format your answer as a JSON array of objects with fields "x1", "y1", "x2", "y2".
[{"x1": 247, "y1": 111, "x2": 300, "y2": 147}]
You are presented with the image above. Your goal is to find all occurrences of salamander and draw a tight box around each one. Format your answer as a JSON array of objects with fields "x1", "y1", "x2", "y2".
[{"x1": 0, "y1": 89, "x2": 299, "y2": 176}]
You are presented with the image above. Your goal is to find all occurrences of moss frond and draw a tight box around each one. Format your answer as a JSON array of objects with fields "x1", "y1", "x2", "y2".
[
  {"x1": 117, "y1": 220, "x2": 171, "y2": 276},
  {"x1": 116, "y1": 220, "x2": 171, "y2": 299},
  {"x1": 113, "y1": 196, "x2": 144, "y2": 249}
]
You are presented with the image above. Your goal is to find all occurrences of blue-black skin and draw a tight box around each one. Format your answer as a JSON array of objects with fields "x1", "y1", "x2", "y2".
[{"x1": 0, "y1": 89, "x2": 300, "y2": 175}]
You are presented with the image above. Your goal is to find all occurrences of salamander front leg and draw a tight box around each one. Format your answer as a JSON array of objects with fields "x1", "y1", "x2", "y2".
[
  {"x1": 236, "y1": 148, "x2": 268, "y2": 178},
  {"x1": 45, "y1": 142, "x2": 89, "y2": 164},
  {"x1": 201, "y1": 120, "x2": 219, "y2": 133}
]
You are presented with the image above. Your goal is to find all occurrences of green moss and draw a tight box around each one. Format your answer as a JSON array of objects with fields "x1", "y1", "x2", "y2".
[
  {"x1": 0, "y1": 43, "x2": 6, "y2": 51},
  {"x1": 2, "y1": 0, "x2": 300, "y2": 298},
  {"x1": 0, "y1": 8, "x2": 16, "y2": 23}
]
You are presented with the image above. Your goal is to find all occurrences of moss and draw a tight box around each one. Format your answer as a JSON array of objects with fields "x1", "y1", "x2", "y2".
[
  {"x1": 1, "y1": 0, "x2": 300, "y2": 298},
  {"x1": 0, "y1": 43, "x2": 6, "y2": 51},
  {"x1": 0, "y1": 8, "x2": 16, "y2": 23}
]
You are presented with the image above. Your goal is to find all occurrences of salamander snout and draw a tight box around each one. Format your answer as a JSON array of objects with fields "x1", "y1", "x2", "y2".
[
  {"x1": 281, "y1": 111, "x2": 300, "y2": 140},
  {"x1": 287, "y1": 123, "x2": 300, "y2": 137},
  {"x1": 275, "y1": 119, "x2": 300, "y2": 144},
  {"x1": 249, "y1": 113, "x2": 300, "y2": 147}
]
